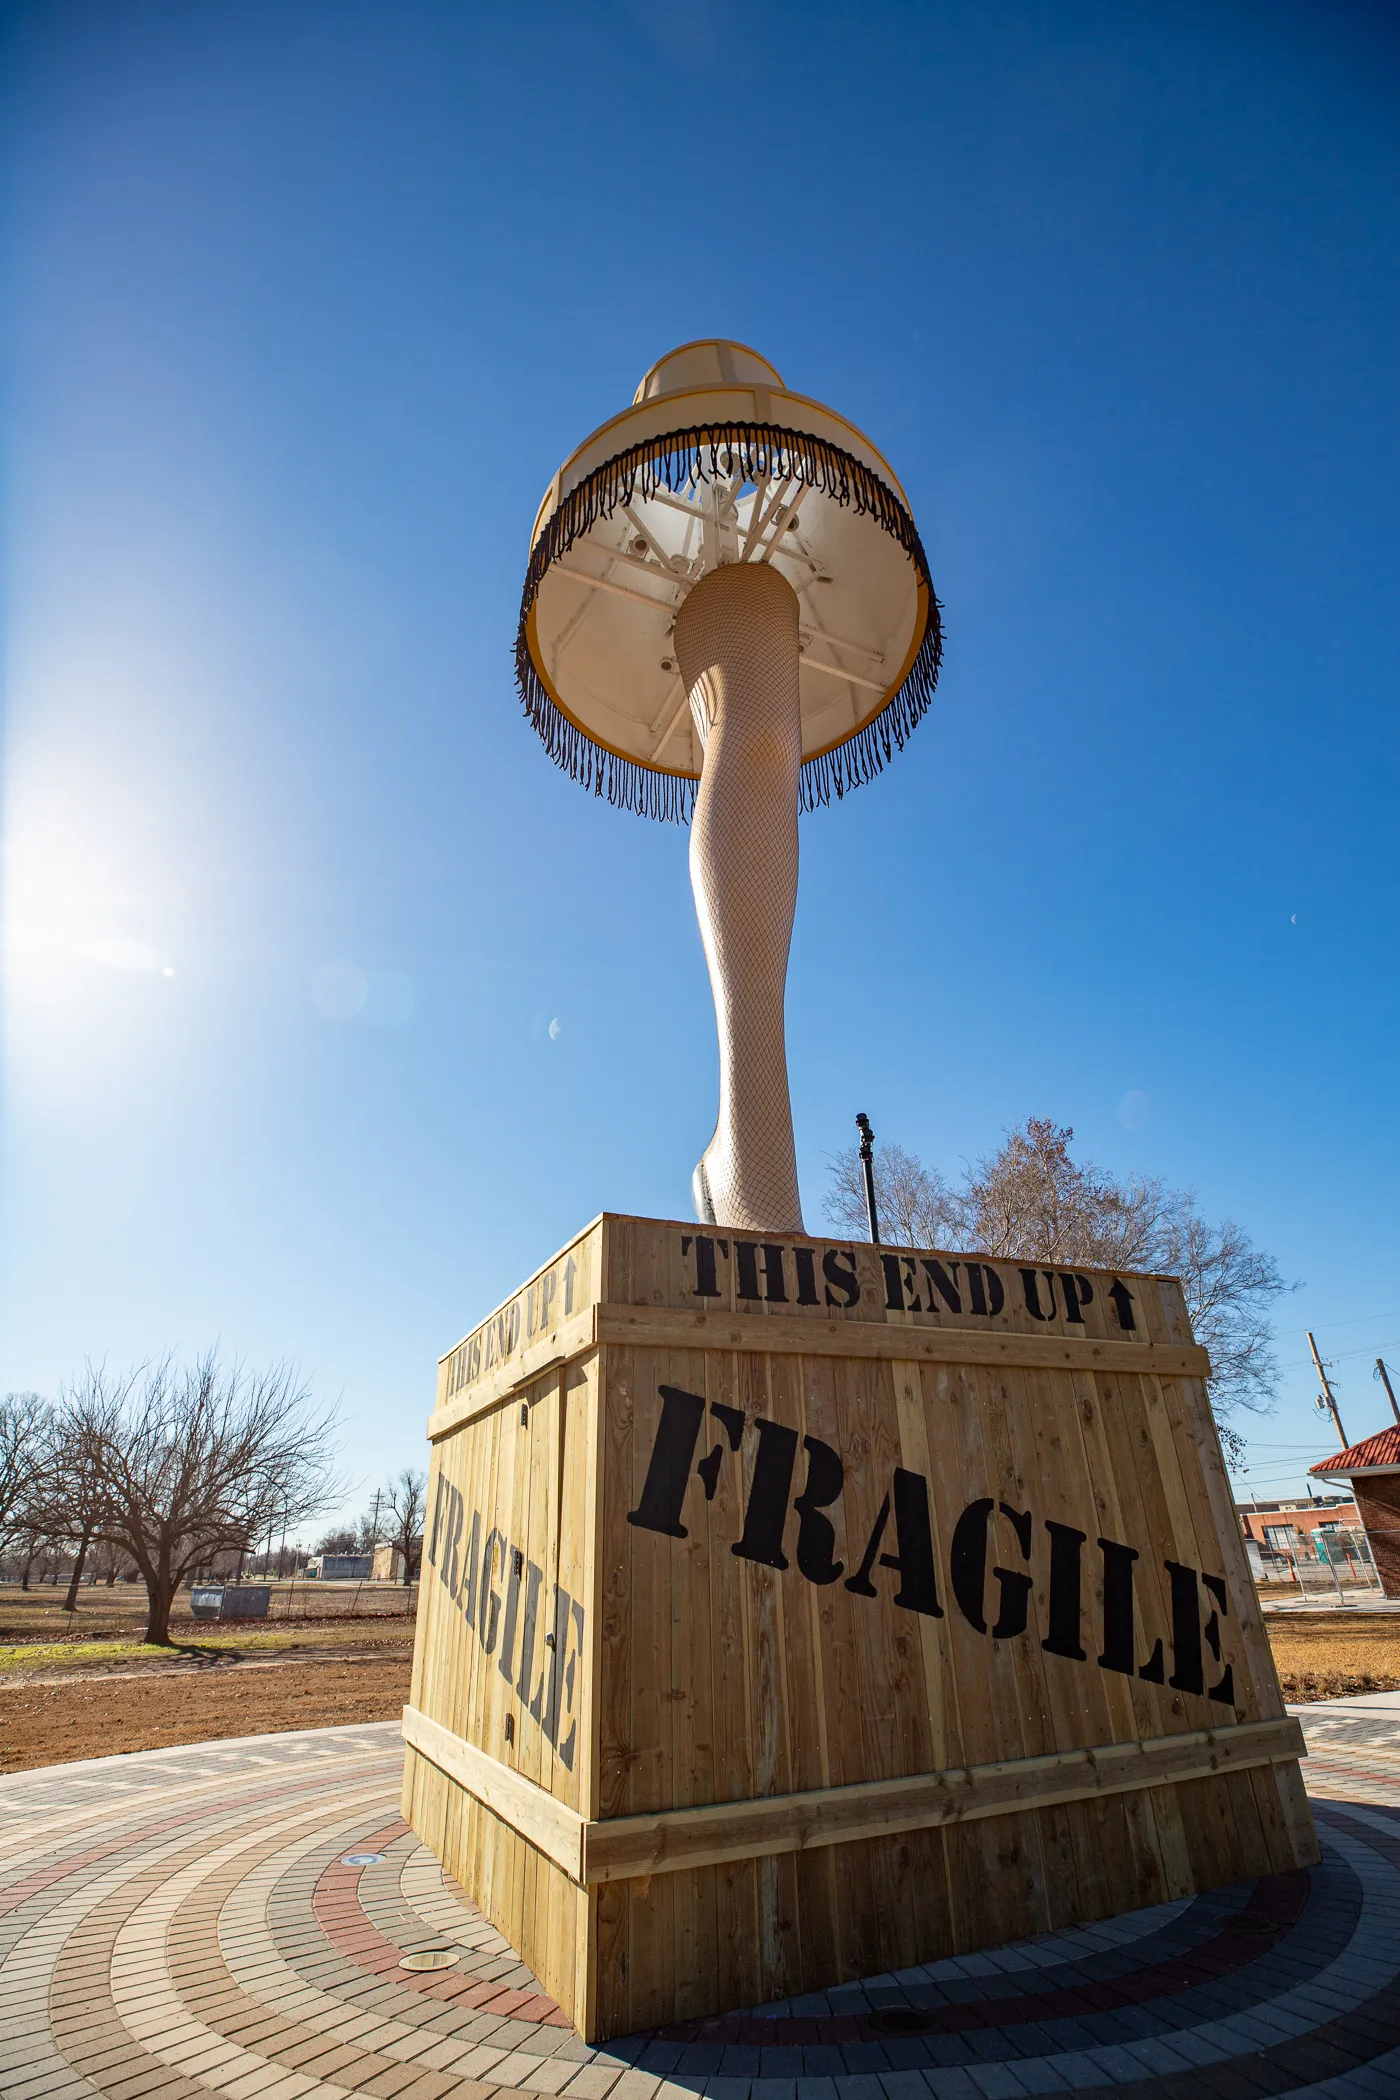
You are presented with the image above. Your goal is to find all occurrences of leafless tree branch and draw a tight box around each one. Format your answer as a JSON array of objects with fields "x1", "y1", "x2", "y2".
[{"x1": 824, "y1": 1118, "x2": 1292, "y2": 1428}]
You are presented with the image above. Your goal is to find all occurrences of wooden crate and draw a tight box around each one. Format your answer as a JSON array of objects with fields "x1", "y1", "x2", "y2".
[{"x1": 403, "y1": 1213, "x2": 1316, "y2": 2041}]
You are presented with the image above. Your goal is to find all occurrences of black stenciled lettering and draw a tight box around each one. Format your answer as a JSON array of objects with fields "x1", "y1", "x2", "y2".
[
  {"x1": 950, "y1": 1497, "x2": 993, "y2": 1630},
  {"x1": 1097, "y1": 1537, "x2": 1139, "y2": 1674},
  {"x1": 627, "y1": 1386, "x2": 707, "y2": 1538},
  {"x1": 922, "y1": 1260, "x2": 962, "y2": 1314},
  {"x1": 1059, "y1": 1274, "x2": 1093, "y2": 1324},
  {"x1": 539, "y1": 1268, "x2": 557, "y2": 1329},
  {"x1": 559, "y1": 1596, "x2": 585, "y2": 1769},
  {"x1": 564, "y1": 1254, "x2": 577, "y2": 1315},
  {"x1": 881, "y1": 1253, "x2": 921, "y2": 1312},
  {"x1": 991, "y1": 1502, "x2": 1034, "y2": 1638},
  {"x1": 733, "y1": 1418, "x2": 800, "y2": 1568},
  {"x1": 793, "y1": 1247, "x2": 819, "y2": 1305},
  {"x1": 1164, "y1": 1560, "x2": 1232, "y2": 1699},
  {"x1": 1108, "y1": 1279, "x2": 1136, "y2": 1331},
  {"x1": 844, "y1": 1493, "x2": 891, "y2": 1597},
  {"x1": 822, "y1": 1248, "x2": 861, "y2": 1306},
  {"x1": 547, "y1": 1592, "x2": 585, "y2": 1770},
  {"x1": 950, "y1": 1501, "x2": 1033, "y2": 1638},
  {"x1": 443, "y1": 1485, "x2": 464, "y2": 1599},
  {"x1": 735, "y1": 1242, "x2": 790, "y2": 1302},
  {"x1": 1020, "y1": 1269, "x2": 1056, "y2": 1320},
  {"x1": 427, "y1": 1472, "x2": 450, "y2": 1568},
  {"x1": 792, "y1": 1436, "x2": 844, "y2": 1584},
  {"x1": 885, "y1": 1470, "x2": 943, "y2": 1615},
  {"x1": 1202, "y1": 1574, "x2": 1236, "y2": 1706},
  {"x1": 844, "y1": 1474, "x2": 942, "y2": 1613},
  {"x1": 479, "y1": 1528, "x2": 505, "y2": 1653},
  {"x1": 964, "y1": 1263, "x2": 1006, "y2": 1317},
  {"x1": 498, "y1": 1543, "x2": 525, "y2": 1683},
  {"x1": 680, "y1": 1233, "x2": 723, "y2": 1297},
  {"x1": 695, "y1": 1401, "x2": 746, "y2": 1500},
  {"x1": 517, "y1": 1559, "x2": 545, "y2": 1708},
  {"x1": 542, "y1": 1584, "x2": 572, "y2": 1745},
  {"x1": 460, "y1": 1510, "x2": 481, "y2": 1630},
  {"x1": 1042, "y1": 1521, "x2": 1088, "y2": 1660}
]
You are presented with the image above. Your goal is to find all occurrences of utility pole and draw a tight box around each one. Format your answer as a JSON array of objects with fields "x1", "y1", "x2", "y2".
[
  {"x1": 855, "y1": 1113, "x2": 881, "y2": 1246},
  {"x1": 1376, "y1": 1358, "x2": 1400, "y2": 1428},
  {"x1": 1308, "y1": 1331, "x2": 1348, "y2": 1448}
]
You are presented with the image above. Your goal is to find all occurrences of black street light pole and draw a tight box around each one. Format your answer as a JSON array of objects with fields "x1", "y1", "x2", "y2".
[{"x1": 855, "y1": 1112, "x2": 881, "y2": 1246}]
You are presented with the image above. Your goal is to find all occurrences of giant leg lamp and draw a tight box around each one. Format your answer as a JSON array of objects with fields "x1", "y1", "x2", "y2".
[{"x1": 516, "y1": 341, "x2": 942, "y2": 1234}]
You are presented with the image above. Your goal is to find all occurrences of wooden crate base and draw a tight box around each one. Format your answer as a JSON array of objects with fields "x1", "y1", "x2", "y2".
[{"x1": 404, "y1": 1214, "x2": 1318, "y2": 2041}]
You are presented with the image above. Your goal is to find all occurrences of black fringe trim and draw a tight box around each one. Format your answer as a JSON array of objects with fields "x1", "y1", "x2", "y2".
[{"x1": 514, "y1": 422, "x2": 944, "y2": 823}]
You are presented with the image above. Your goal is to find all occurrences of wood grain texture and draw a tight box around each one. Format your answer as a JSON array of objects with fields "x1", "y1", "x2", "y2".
[{"x1": 405, "y1": 1214, "x2": 1318, "y2": 2041}]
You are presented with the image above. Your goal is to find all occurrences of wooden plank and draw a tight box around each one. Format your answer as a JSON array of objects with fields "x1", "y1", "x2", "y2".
[
  {"x1": 424, "y1": 1305, "x2": 1209, "y2": 1441},
  {"x1": 593, "y1": 1303, "x2": 1210, "y2": 1378},
  {"x1": 406, "y1": 1700, "x2": 1302, "y2": 1889},
  {"x1": 428, "y1": 1309, "x2": 599, "y2": 1439},
  {"x1": 580, "y1": 1715, "x2": 1306, "y2": 1881},
  {"x1": 401, "y1": 1705, "x2": 585, "y2": 1881}
]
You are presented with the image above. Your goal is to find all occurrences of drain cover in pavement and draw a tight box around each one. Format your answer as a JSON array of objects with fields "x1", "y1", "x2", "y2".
[
  {"x1": 341, "y1": 1853, "x2": 385, "y2": 1865},
  {"x1": 867, "y1": 2007, "x2": 940, "y2": 2037}
]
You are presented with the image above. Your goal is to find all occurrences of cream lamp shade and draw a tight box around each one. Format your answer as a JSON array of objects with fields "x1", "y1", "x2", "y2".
[{"x1": 516, "y1": 340, "x2": 942, "y2": 819}]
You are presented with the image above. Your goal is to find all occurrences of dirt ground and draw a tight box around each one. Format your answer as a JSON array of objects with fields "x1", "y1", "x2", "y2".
[
  {"x1": 0, "y1": 1580, "x2": 417, "y2": 1773},
  {"x1": 4, "y1": 1587, "x2": 1399, "y2": 1776},
  {"x1": 0, "y1": 1650, "x2": 414, "y2": 1772}
]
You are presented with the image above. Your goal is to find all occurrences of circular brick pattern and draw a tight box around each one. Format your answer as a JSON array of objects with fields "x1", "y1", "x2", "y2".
[{"x1": 3, "y1": 1719, "x2": 1400, "y2": 2097}]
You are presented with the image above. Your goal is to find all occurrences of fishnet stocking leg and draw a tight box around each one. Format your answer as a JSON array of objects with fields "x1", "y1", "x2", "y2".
[{"x1": 676, "y1": 563, "x2": 805, "y2": 1235}]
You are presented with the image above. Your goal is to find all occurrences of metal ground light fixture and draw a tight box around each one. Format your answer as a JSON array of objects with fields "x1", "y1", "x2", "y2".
[{"x1": 516, "y1": 339, "x2": 942, "y2": 1234}]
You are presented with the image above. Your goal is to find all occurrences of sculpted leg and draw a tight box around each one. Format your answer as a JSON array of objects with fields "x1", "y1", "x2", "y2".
[{"x1": 675, "y1": 562, "x2": 805, "y2": 1235}]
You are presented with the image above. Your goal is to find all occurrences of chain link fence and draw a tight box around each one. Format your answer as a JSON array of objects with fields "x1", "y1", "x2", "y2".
[{"x1": 1248, "y1": 1525, "x2": 1387, "y2": 1603}]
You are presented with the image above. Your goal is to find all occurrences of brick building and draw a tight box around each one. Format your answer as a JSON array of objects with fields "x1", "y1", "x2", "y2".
[
  {"x1": 1236, "y1": 1493, "x2": 1359, "y2": 1554},
  {"x1": 1311, "y1": 1428, "x2": 1400, "y2": 1596}
]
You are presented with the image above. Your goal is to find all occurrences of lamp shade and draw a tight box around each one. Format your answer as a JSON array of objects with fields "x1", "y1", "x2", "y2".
[{"x1": 516, "y1": 340, "x2": 942, "y2": 821}]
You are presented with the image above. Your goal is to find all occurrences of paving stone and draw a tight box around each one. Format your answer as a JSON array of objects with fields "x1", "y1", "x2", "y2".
[{"x1": 7, "y1": 1719, "x2": 1400, "y2": 2100}]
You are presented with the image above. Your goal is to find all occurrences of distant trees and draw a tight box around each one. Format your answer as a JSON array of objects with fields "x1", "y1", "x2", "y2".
[
  {"x1": 315, "y1": 1526, "x2": 361, "y2": 1556},
  {"x1": 53, "y1": 1353, "x2": 343, "y2": 1643},
  {"x1": 826, "y1": 1118, "x2": 1291, "y2": 1460},
  {"x1": 0, "y1": 1394, "x2": 50, "y2": 1551},
  {"x1": 384, "y1": 1468, "x2": 426, "y2": 1585}
]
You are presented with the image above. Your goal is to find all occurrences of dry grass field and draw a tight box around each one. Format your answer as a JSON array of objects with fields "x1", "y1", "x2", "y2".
[
  {"x1": 0, "y1": 1581, "x2": 415, "y2": 1773},
  {"x1": 1267, "y1": 1610, "x2": 1400, "y2": 1701},
  {"x1": 3, "y1": 1584, "x2": 1399, "y2": 1775}
]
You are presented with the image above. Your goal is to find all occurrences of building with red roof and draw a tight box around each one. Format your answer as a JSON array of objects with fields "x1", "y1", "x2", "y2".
[{"x1": 1311, "y1": 1426, "x2": 1400, "y2": 1596}]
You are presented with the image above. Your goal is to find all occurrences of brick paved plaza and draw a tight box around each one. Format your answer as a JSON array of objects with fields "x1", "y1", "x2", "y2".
[{"x1": 4, "y1": 1705, "x2": 1400, "y2": 2100}]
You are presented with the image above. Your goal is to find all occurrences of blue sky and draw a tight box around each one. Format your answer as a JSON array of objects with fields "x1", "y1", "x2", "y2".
[{"x1": 3, "y1": 0, "x2": 1397, "y2": 1529}]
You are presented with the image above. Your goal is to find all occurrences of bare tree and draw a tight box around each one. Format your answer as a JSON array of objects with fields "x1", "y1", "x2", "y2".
[
  {"x1": 55, "y1": 1353, "x2": 344, "y2": 1644},
  {"x1": 825, "y1": 1118, "x2": 1290, "y2": 1447},
  {"x1": 384, "y1": 1467, "x2": 426, "y2": 1585},
  {"x1": 826, "y1": 1142, "x2": 959, "y2": 1248},
  {"x1": 0, "y1": 1393, "x2": 51, "y2": 1550},
  {"x1": 25, "y1": 1411, "x2": 108, "y2": 1613}
]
